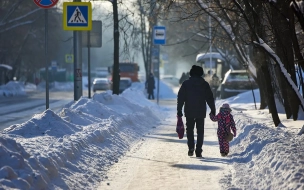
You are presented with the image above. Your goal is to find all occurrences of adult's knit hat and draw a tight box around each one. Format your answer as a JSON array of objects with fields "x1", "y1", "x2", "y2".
[{"x1": 190, "y1": 65, "x2": 204, "y2": 77}]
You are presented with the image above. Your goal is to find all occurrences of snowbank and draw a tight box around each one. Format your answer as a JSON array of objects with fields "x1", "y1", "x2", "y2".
[
  {"x1": 0, "y1": 89, "x2": 165, "y2": 189},
  {"x1": 227, "y1": 110, "x2": 304, "y2": 190},
  {"x1": 215, "y1": 89, "x2": 304, "y2": 190},
  {"x1": 0, "y1": 81, "x2": 27, "y2": 97}
]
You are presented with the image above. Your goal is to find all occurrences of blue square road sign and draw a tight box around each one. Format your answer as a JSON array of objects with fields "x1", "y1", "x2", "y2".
[{"x1": 63, "y1": 2, "x2": 92, "y2": 31}]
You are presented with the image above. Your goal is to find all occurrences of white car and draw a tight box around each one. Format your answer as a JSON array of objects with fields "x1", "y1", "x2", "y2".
[{"x1": 92, "y1": 78, "x2": 111, "y2": 92}]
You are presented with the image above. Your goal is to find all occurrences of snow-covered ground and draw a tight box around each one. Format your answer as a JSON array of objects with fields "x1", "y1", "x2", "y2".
[
  {"x1": 0, "y1": 79, "x2": 303, "y2": 189},
  {"x1": 0, "y1": 81, "x2": 29, "y2": 97},
  {"x1": 216, "y1": 90, "x2": 304, "y2": 189}
]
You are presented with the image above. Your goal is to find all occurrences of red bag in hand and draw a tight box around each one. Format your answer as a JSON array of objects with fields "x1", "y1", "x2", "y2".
[{"x1": 176, "y1": 116, "x2": 185, "y2": 139}]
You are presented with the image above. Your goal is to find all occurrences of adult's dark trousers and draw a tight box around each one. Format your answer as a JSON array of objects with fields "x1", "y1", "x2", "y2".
[
  {"x1": 186, "y1": 117, "x2": 205, "y2": 153},
  {"x1": 148, "y1": 92, "x2": 154, "y2": 99}
]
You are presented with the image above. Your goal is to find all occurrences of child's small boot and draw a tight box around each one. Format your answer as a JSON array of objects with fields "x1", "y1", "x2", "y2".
[{"x1": 220, "y1": 152, "x2": 228, "y2": 157}]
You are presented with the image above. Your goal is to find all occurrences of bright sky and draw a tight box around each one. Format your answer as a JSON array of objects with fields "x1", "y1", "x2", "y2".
[{"x1": 0, "y1": 79, "x2": 303, "y2": 189}]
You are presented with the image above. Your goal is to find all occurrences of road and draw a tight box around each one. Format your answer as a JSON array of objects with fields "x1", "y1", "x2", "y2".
[{"x1": 0, "y1": 90, "x2": 90, "y2": 131}]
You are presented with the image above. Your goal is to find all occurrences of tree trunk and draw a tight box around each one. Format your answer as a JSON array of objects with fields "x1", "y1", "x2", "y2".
[
  {"x1": 248, "y1": 0, "x2": 268, "y2": 109},
  {"x1": 289, "y1": 7, "x2": 304, "y2": 70},
  {"x1": 252, "y1": 47, "x2": 267, "y2": 109},
  {"x1": 138, "y1": 1, "x2": 149, "y2": 81},
  {"x1": 256, "y1": 66, "x2": 268, "y2": 109},
  {"x1": 261, "y1": 64, "x2": 281, "y2": 126},
  {"x1": 288, "y1": 2, "x2": 304, "y2": 103},
  {"x1": 112, "y1": 0, "x2": 120, "y2": 95},
  {"x1": 290, "y1": 0, "x2": 304, "y2": 34},
  {"x1": 271, "y1": 1, "x2": 299, "y2": 120}
]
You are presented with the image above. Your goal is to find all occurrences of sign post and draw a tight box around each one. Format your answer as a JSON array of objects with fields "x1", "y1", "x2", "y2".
[
  {"x1": 33, "y1": 0, "x2": 59, "y2": 110},
  {"x1": 63, "y1": 1, "x2": 92, "y2": 101},
  {"x1": 82, "y1": 21, "x2": 102, "y2": 99},
  {"x1": 153, "y1": 26, "x2": 166, "y2": 105}
]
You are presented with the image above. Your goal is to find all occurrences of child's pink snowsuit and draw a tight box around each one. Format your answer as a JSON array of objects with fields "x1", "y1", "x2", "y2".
[{"x1": 209, "y1": 108, "x2": 236, "y2": 154}]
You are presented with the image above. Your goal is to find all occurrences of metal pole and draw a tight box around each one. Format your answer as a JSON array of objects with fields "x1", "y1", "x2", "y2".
[
  {"x1": 45, "y1": 9, "x2": 49, "y2": 109},
  {"x1": 73, "y1": 0, "x2": 83, "y2": 101},
  {"x1": 73, "y1": 30, "x2": 83, "y2": 101},
  {"x1": 157, "y1": 45, "x2": 160, "y2": 105},
  {"x1": 209, "y1": 1, "x2": 212, "y2": 75},
  {"x1": 149, "y1": 0, "x2": 154, "y2": 76},
  {"x1": 88, "y1": 31, "x2": 91, "y2": 98}
]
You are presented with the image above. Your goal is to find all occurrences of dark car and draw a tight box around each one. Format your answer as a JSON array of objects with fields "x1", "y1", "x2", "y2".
[
  {"x1": 119, "y1": 77, "x2": 132, "y2": 93},
  {"x1": 92, "y1": 78, "x2": 111, "y2": 92},
  {"x1": 220, "y1": 69, "x2": 258, "y2": 99}
]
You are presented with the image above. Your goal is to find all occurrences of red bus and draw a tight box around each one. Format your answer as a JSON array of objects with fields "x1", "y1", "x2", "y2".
[{"x1": 109, "y1": 62, "x2": 140, "y2": 82}]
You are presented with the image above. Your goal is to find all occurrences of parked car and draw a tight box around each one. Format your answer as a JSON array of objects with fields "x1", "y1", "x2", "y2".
[
  {"x1": 92, "y1": 78, "x2": 111, "y2": 92},
  {"x1": 119, "y1": 77, "x2": 132, "y2": 93},
  {"x1": 220, "y1": 69, "x2": 258, "y2": 99}
]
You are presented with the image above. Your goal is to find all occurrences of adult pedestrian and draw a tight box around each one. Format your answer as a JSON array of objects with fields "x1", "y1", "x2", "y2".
[
  {"x1": 186, "y1": 72, "x2": 190, "y2": 79},
  {"x1": 177, "y1": 65, "x2": 216, "y2": 157},
  {"x1": 35, "y1": 77, "x2": 40, "y2": 86},
  {"x1": 146, "y1": 73, "x2": 155, "y2": 100},
  {"x1": 210, "y1": 73, "x2": 220, "y2": 99}
]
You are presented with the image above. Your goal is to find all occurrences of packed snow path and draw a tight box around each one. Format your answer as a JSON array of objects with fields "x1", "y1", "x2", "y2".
[{"x1": 98, "y1": 100, "x2": 231, "y2": 190}]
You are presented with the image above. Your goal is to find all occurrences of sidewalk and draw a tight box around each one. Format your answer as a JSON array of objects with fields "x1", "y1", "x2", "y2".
[{"x1": 97, "y1": 102, "x2": 232, "y2": 190}]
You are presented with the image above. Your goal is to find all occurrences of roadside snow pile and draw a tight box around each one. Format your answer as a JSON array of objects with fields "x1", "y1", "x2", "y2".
[
  {"x1": 0, "y1": 81, "x2": 26, "y2": 97},
  {"x1": 24, "y1": 83, "x2": 37, "y2": 93},
  {"x1": 228, "y1": 110, "x2": 304, "y2": 190},
  {"x1": 156, "y1": 78, "x2": 177, "y2": 99},
  {"x1": 0, "y1": 89, "x2": 165, "y2": 189},
  {"x1": 53, "y1": 81, "x2": 74, "y2": 91},
  {"x1": 214, "y1": 90, "x2": 304, "y2": 190}
]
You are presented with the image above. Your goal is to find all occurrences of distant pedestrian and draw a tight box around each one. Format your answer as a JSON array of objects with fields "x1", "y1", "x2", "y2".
[
  {"x1": 177, "y1": 65, "x2": 216, "y2": 157},
  {"x1": 209, "y1": 103, "x2": 236, "y2": 157},
  {"x1": 210, "y1": 73, "x2": 220, "y2": 99},
  {"x1": 146, "y1": 73, "x2": 155, "y2": 100},
  {"x1": 186, "y1": 72, "x2": 190, "y2": 79},
  {"x1": 179, "y1": 72, "x2": 187, "y2": 85},
  {"x1": 35, "y1": 77, "x2": 40, "y2": 86}
]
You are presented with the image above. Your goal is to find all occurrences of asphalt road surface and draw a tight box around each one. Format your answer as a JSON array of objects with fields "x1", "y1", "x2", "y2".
[
  {"x1": 0, "y1": 89, "x2": 177, "y2": 131},
  {"x1": 0, "y1": 90, "x2": 90, "y2": 131}
]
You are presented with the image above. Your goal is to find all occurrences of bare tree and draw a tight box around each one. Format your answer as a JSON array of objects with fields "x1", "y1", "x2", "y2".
[
  {"x1": 154, "y1": 0, "x2": 304, "y2": 126},
  {"x1": 0, "y1": 0, "x2": 64, "y2": 83}
]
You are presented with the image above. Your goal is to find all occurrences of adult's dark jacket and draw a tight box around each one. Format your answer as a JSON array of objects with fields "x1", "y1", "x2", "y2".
[{"x1": 177, "y1": 76, "x2": 215, "y2": 118}]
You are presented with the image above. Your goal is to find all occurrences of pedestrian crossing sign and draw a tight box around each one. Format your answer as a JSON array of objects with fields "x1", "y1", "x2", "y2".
[
  {"x1": 65, "y1": 54, "x2": 74, "y2": 63},
  {"x1": 63, "y1": 2, "x2": 92, "y2": 31}
]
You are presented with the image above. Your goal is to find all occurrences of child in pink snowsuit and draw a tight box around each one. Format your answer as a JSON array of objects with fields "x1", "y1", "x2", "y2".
[{"x1": 209, "y1": 103, "x2": 236, "y2": 157}]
